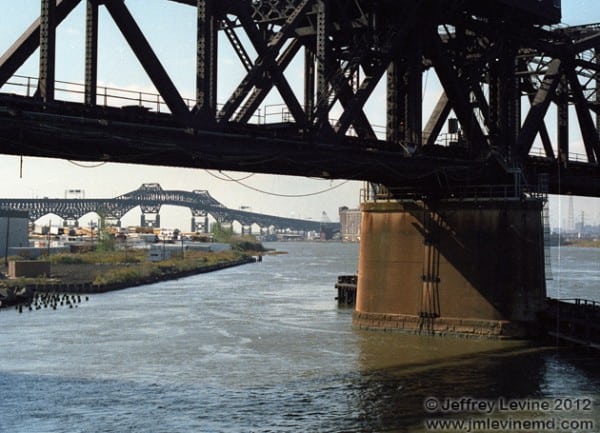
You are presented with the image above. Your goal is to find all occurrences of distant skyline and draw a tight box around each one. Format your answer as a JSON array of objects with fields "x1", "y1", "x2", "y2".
[{"x1": 0, "y1": 0, "x2": 599, "y2": 229}]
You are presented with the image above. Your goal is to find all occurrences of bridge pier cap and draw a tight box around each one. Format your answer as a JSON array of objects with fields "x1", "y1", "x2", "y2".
[{"x1": 354, "y1": 196, "x2": 547, "y2": 338}]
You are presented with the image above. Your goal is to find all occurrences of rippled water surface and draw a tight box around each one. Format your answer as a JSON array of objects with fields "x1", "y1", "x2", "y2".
[{"x1": 0, "y1": 243, "x2": 597, "y2": 432}]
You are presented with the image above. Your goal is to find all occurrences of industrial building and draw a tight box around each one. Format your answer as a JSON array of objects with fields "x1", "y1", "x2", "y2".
[{"x1": 0, "y1": 209, "x2": 29, "y2": 259}]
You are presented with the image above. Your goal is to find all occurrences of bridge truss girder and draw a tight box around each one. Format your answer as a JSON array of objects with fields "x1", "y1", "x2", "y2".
[{"x1": 0, "y1": 1, "x2": 598, "y2": 197}]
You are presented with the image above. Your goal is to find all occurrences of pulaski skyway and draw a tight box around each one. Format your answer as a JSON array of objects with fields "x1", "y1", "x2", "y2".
[{"x1": 0, "y1": 183, "x2": 338, "y2": 234}]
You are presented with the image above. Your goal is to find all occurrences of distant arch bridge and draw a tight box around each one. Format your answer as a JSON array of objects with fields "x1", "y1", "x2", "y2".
[{"x1": 0, "y1": 183, "x2": 337, "y2": 233}]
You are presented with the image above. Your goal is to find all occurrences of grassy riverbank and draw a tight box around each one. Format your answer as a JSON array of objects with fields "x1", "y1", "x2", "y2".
[{"x1": 0, "y1": 246, "x2": 260, "y2": 308}]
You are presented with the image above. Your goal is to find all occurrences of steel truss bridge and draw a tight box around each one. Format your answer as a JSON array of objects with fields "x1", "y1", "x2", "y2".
[
  {"x1": 0, "y1": 183, "x2": 331, "y2": 233},
  {"x1": 0, "y1": 0, "x2": 598, "y2": 199}
]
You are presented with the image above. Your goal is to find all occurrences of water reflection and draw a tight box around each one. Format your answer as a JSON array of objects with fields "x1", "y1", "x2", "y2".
[{"x1": 354, "y1": 330, "x2": 598, "y2": 432}]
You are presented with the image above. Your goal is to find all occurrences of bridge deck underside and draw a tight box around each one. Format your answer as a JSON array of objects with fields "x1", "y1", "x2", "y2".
[
  {"x1": 0, "y1": 94, "x2": 595, "y2": 197},
  {"x1": 0, "y1": 0, "x2": 597, "y2": 199}
]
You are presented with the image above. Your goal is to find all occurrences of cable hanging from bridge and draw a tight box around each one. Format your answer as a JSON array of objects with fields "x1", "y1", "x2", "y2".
[
  {"x1": 204, "y1": 170, "x2": 256, "y2": 182},
  {"x1": 68, "y1": 160, "x2": 108, "y2": 168},
  {"x1": 205, "y1": 170, "x2": 351, "y2": 198}
]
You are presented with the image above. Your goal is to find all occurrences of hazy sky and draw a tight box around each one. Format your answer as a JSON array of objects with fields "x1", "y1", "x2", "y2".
[{"x1": 0, "y1": 0, "x2": 599, "y2": 230}]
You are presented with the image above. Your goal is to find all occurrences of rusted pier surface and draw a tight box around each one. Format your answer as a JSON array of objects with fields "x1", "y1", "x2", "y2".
[
  {"x1": 544, "y1": 298, "x2": 600, "y2": 349},
  {"x1": 354, "y1": 197, "x2": 547, "y2": 338},
  {"x1": 335, "y1": 275, "x2": 357, "y2": 307}
]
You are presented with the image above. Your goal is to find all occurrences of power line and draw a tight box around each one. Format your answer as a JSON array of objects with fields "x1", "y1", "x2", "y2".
[{"x1": 205, "y1": 170, "x2": 351, "y2": 198}]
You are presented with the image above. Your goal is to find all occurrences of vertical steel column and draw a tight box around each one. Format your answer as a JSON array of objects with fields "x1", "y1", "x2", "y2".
[
  {"x1": 386, "y1": 60, "x2": 402, "y2": 144},
  {"x1": 406, "y1": 40, "x2": 423, "y2": 147},
  {"x1": 491, "y1": 47, "x2": 519, "y2": 159},
  {"x1": 38, "y1": 0, "x2": 56, "y2": 101},
  {"x1": 304, "y1": 47, "x2": 315, "y2": 122},
  {"x1": 196, "y1": 0, "x2": 218, "y2": 119},
  {"x1": 315, "y1": 0, "x2": 331, "y2": 123},
  {"x1": 502, "y1": 50, "x2": 520, "y2": 161},
  {"x1": 489, "y1": 64, "x2": 499, "y2": 146},
  {"x1": 596, "y1": 47, "x2": 600, "y2": 142},
  {"x1": 557, "y1": 73, "x2": 569, "y2": 164},
  {"x1": 85, "y1": 0, "x2": 98, "y2": 106}
]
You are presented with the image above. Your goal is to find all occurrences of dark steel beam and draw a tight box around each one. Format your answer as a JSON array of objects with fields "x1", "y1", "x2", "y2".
[
  {"x1": 517, "y1": 58, "x2": 561, "y2": 160},
  {"x1": 0, "y1": 0, "x2": 81, "y2": 88},
  {"x1": 314, "y1": 0, "x2": 331, "y2": 130},
  {"x1": 566, "y1": 63, "x2": 600, "y2": 164},
  {"x1": 37, "y1": 0, "x2": 57, "y2": 101},
  {"x1": 85, "y1": 0, "x2": 98, "y2": 106},
  {"x1": 557, "y1": 74, "x2": 569, "y2": 164},
  {"x1": 196, "y1": 0, "x2": 218, "y2": 119},
  {"x1": 218, "y1": 0, "x2": 311, "y2": 126},
  {"x1": 386, "y1": 59, "x2": 404, "y2": 144},
  {"x1": 573, "y1": 32, "x2": 600, "y2": 53},
  {"x1": 423, "y1": 93, "x2": 451, "y2": 146},
  {"x1": 304, "y1": 46, "x2": 315, "y2": 123},
  {"x1": 522, "y1": 74, "x2": 554, "y2": 159},
  {"x1": 334, "y1": 9, "x2": 419, "y2": 139},
  {"x1": 222, "y1": 18, "x2": 252, "y2": 72},
  {"x1": 429, "y1": 33, "x2": 488, "y2": 156},
  {"x1": 406, "y1": 40, "x2": 423, "y2": 147},
  {"x1": 103, "y1": 0, "x2": 191, "y2": 124},
  {"x1": 327, "y1": 59, "x2": 376, "y2": 139},
  {"x1": 234, "y1": 39, "x2": 302, "y2": 124}
]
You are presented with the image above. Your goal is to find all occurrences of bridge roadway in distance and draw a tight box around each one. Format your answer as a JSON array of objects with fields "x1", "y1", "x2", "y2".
[{"x1": 0, "y1": 183, "x2": 335, "y2": 233}]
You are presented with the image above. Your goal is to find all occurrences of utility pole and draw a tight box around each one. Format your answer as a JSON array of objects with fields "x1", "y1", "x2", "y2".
[{"x1": 4, "y1": 216, "x2": 10, "y2": 267}]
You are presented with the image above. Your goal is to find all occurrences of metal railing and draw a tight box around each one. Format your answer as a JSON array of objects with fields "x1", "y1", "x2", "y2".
[
  {"x1": 1, "y1": 74, "x2": 392, "y2": 135},
  {"x1": 529, "y1": 146, "x2": 590, "y2": 163},
  {"x1": 1, "y1": 76, "x2": 596, "y2": 161},
  {"x1": 360, "y1": 181, "x2": 548, "y2": 204},
  {"x1": 555, "y1": 298, "x2": 600, "y2": 308},
  {"x1": 0, "y1": 74, "x2": 266, "y2": 125}
]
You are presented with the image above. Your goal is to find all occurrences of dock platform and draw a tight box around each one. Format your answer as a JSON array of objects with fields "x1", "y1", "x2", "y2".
[
  {"x1": 335, "y1": 275, "x2": 357, "y2": 307},
  {"x1": 543, "y1": 298, "x2": 600, "y2": 349}
]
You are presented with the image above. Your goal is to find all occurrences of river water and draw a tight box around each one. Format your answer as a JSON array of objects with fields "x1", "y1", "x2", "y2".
[{"x1": 0, "y1": 242, "x2": 597, "y2": 432}]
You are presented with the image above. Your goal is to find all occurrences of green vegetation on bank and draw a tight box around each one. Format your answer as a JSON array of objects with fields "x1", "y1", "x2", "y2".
[
  {"x1": 3, "y1": 233, "x2": 267, "y2": 289},
  {"x1": 563, "y1": 239, "x2": 600, "y2": 248},
  {"x1": 90, "y1": 250, "x2": 250, "y2": 286}
]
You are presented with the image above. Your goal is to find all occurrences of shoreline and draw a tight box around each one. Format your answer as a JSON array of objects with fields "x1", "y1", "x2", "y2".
[{"x1": 0, "y1": 255, "x2": 256, "y2": 309}]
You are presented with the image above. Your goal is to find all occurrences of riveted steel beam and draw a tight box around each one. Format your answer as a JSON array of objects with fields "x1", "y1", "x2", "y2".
[
  {"x1": 37, "y1": 0, "x2": 57, "y2": 101},
  {"x1": 234, "y1": 39, "x2": 302, "y2": 124},
  {"x1": 557, "y1": 73, "x2": 569, "y2": 164},
  {"x1": 422, "y1": 93, "x2": 451, "y2": 147},
  {"x1": 517, "y1": 59, "x2": 561, "y2": 160},
  {"x1": 85, "y1": 0, "x2": 98, "y2": 106},
  {"x1": 196, "y1": 0, "x2": 218, "y2": 119},
  {"x1": 566, "y1": 63, "x2": 600, "y2": 163},
  {"x1": 103, "y1": 0, "x2": 191, "y2": 124},
  {"x1": 218, "y1": 0, "x2": 311, "y2": 126},
  {"x1": 0, "y1": 0, "x2": 81, "y2": 88},
  {"x1": 429, "y1": 32, "x2": 488, "y2": 157}
]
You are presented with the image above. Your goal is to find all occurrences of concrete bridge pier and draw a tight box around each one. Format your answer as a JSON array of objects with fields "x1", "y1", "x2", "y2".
[
  {"x1": 63, "y1": 219, "x2": 79, "y2": 228},
  {"x1": 241, "y1": 225, "x2": 252, "y2": 235},
  {"x1": 191, "y1": 214, "x2": 208, "y2": 233},
  {"x1": 353, "y1": 198, "x2": 547, "y2": 338},
  {"x1": 141, "y1": 213, "x2": 160, "y2": 228}
]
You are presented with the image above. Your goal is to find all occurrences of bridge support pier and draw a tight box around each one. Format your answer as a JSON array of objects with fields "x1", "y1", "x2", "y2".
[
  {"x1": 353, "y1": 198, "x2": 547, "y2": 338},
  {"x1": 141, "y1": 213, "x2": 160, "y2": 228},
  {"x1": 191, "y1": 215, "x2": 208, "y2": 233}
]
